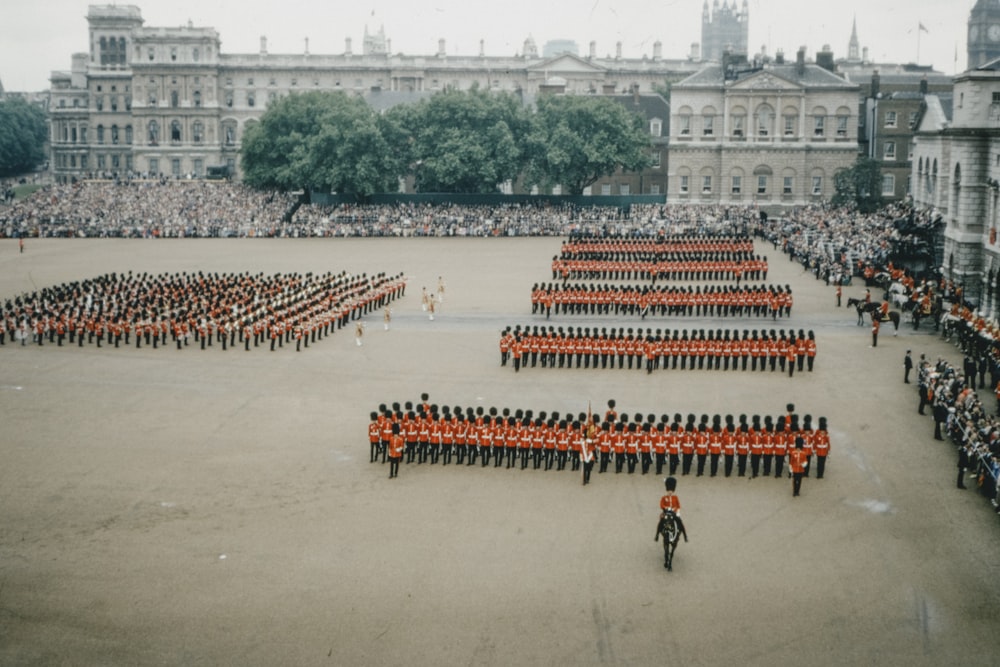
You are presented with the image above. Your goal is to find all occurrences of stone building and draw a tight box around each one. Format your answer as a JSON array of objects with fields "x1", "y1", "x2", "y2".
[
  {"x1": 912, "y1": 65, "x2": 1000, "y2": 310},
  {"x1": 701, "y1": 0, "x2": 749, "y2": 62},
  {"x1": 47, "y1": 4, "x2": 703, "y2": 184},
  {"x1": 667, "y1": 48, "x2": 859, "y2": 210},
  {"x1": 968, "y1": 0, "x2": 1000, "y2": 70},
  {"x1": 907, "y1": 2, "x2": 1000, "y2": 310}
]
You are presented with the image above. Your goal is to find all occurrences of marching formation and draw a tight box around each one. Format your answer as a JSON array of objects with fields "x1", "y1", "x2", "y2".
[
  {"x1": 499, "y1": 325, "x2": 817, "y2": 374},
  {"x1": 552, "y1": 235, "x2": 767, "y2": 283},
  {"x1": 371, "y1": 397, "x2": 830, "y2": 483},
  {"x1": 530, "y1": 283, "x2": 793, "y2": 318},
  {"x1": 0, "y1": 269, "x2": 406, "y2": 352}
]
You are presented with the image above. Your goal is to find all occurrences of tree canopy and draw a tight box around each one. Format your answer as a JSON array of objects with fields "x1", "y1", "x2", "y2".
[
  {"x1": 0, "y1": 97, "x2": 48, "y2": 177},
  {"x1": 402, "y1": 87, "x2": 532, "y2": 193},
  {"x1": 240, "y1": 88, "x2": 653, "y2": 196},
  {"x1": 241, "y1": 91, "x2": 398, "y2": 196},
  {"x1": 525, "y1": 95, "x2": 651, "y2": 195},
  {"x1": 832, "y1": 156, "x2": 883, "y2": 213}
]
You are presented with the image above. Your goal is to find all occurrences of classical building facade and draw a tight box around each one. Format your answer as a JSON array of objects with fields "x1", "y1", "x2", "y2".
[
  {"x1": 48, "y1": 4, "x2": 703, "y2": 185},
  {"x1": 667, "y1": 49, "x2": 859, "y2": 209},
  {"x1": 912, "y1": 65, "x2": 1000, "y2": 311}
]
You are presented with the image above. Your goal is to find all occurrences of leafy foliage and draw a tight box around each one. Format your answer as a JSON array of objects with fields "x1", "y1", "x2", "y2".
[
  {"x1": 405, "y1": 88, "x2": 532, "y2": 193},
  {"x1": 0, "y1": 97, "x2": 48, "y2": 177},
  {"x1": 242, "y1": 91, "x2": 398, "y2": 196},
  {"x1": 241, "y1": 88, "x2": 654, "y2": 196},
  {"x1": 525, "y1": 95, "x2": 650, "y2": 195},
  {"x1": 832, "y1": 156, "x2": 882, "y2": 213}
]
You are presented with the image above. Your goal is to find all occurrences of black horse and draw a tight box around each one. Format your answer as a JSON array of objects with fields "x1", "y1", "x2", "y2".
[
  {"x1": 846, "y1": 297, "x2": 870, "y2": 325},
  {"x1": 654, "y1": 510, "x2": 687, "y2": 571},
  {"x1": 868, "y1": 307, "x2": 901, "y2": 334}
]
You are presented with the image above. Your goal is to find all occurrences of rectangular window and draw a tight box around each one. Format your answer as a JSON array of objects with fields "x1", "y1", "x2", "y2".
[
  {"x1": 679, "y1": 176, "x2": 689, "y2": 194},
  {"x1": 909, "y1": 111, "x2": 918, "y2": 128},
  {"x1": 702, "y1": 176, "x2": 712, "y2": 193},
  {"x1": 650, "y1": 185, "x2": 660, "y2": 195},
  {"x1": 125, "y1": 155, "x2": 131, "y2": 172},
  {"x1": 813, "y1": 116, "x2": 825, "y2": 136},
  {"x1": 111, "y1": 154, "x2": 120, "y2": 169},
  {"x1": 732, "y1": 115, "x2": 745, "y2": 136},
  {"x1": 171, "y1": 159, "x2": 181, "y2": 176},
  {"x1": 679, "y1": 116, "x2": 691, "y2": 135},
  {"x1": 812, "y1": 176, "x2": 822, "y2": 195},
  {"x1": 884, "y1": 141, "x2": 896, "y2": 159},
  {"x1": 784, "y1": 115, "x2": 794, "y2": 136},
  {"x1": 884, "y1": 111, "x2": 897, "y2": 128},
  {"x1": 783, "y1": 176, "x2": 793, "y2": 194},
  {"x1": 703, "y1": 115, "x2": 714, "y2": 136},
  {"x1": 97, "y1": 154, "x2": 106, "y2": 169},
  {"x1": 149, "y1": 158, "x2": 158, "y2": 174},
  {"x1": 650, "y1": 151, "x2": 661, "y2": 168},
  {"x1": 619, "y1": 184, "x2": 630, "y2": 195},
  {"x1": 882, "y1": 173, "x2": 895, "y2": 195},
  {"x1": 601, "y1": 184, "x2": 611, "y2": 196},
  {"x1": 247, "y1": 93, "x2": 255, "y2": 107},
  {"x1": 836, "y1": 116, "x2": 848, "y2": 137},
  {"x1": 757, "y1": 175, "x2": 767, "y2": 194},
  {"x1": 731, "y1": 176, "x2": 741, "y2": 194},
  {"x1": 650, "y1": 119, "x2": 662, "y2": 136}
]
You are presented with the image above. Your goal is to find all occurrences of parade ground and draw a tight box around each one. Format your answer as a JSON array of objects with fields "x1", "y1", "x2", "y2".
[{"x1": 1, "y1": 236, "x2": 999, "y2": 666}]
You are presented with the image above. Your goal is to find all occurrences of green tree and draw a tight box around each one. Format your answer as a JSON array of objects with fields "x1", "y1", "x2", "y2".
[
  {"x1": 0, "y1": 97, "x2": 48, "y2": 177},
  {"x1": 832, "y1": 156, "x2": 882, "y2": 213},
  {"x1": 241, "y1": 91, "x2": 397, "y2": 196},
  {"x1": 406, "y1": 87, "x2": 532, "y2": 193},
  {"x1": 526, "y1": 95, "x2": 650, "y2": 195}
]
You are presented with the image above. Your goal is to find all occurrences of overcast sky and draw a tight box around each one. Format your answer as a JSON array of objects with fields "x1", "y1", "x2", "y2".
[{"x1": 1, "y1": 0, "x2": 972, "y2": 92}]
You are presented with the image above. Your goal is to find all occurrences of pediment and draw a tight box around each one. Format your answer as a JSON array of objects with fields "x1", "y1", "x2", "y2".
[
  {"x1": 728, "y1": 70, "x2": 802, "y2": 91},
  {"x1": 527, "y1": 53, "x2": 606, "y2": 74}
]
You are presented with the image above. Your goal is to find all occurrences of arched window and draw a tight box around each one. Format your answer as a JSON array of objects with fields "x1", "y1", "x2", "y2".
[
  {"x1": 756, "y1": 104, "x2": 773, "y2": 137},
  {"x1": 148, "y1": 120, "x2": 159, "y2": 144},
  {"x1": 170, "y1": 90, "x2": 179, "y2": 108},
  {"x1": 193, "y1": 91, "x2": 201, "y2": 108},
  {"x1": 110, "y1": 125, "x2": 119, "y2": 145},
  {"x1": 170, "y1": 120, "x2": 182, "y2": 143}
]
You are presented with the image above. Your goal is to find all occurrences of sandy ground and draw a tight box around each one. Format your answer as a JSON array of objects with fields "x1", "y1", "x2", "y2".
[{"x1": 0, "y1": 236, "x2": 998, "y2": 666}]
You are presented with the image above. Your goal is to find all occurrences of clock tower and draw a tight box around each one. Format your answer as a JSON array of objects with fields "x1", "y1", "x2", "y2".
[{"x1": 969, "y1": 0, "x2": 1000, "y2": 70}]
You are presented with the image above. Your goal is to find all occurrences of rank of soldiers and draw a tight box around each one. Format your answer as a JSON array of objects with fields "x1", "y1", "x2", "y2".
[
  {"x1": 371, "y1": 399, "x2": 831, "y2": 480},
  {"x1": 499, "y1": 325, "x2": 816, "y2": 374},
  {"x1": 530, "y1": 283, "x2": 793, "y2": 318}
]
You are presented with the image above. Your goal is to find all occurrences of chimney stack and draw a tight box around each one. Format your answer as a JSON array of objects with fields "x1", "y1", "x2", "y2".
[
  {"x1": 816, "y1": 44, "x2": 835, "y2": 72},
  {"x1": 919, "y1": 75, "x2": 928, "y2": 96},
  {"x1": 796, "y1": 46, "x2": 806, "y2": 76},
  {"x1": 438, "y1": 38, "x2": 446, "y2": 57},
  {"x1": 589, "y1": 41, "x2": 596, "y2": 59},
  {"x1": 345, "y1": 37, "x2": 352, "y2": 55}
]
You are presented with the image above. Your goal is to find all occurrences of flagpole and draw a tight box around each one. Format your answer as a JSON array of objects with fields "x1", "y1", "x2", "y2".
[{"x1": 917, "y1": 21, "x2": 921, "y2": 64}]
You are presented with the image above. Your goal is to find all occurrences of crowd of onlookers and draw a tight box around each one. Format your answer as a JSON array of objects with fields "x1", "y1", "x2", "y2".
[
  {"x1": 918, "y1": 352, "x2": 1000, "y2": 513},
  {"x1": 0, "y1": 181, "x2": 766, "y2": 238},
  {"x1": 754, "y1": 201, "x2": 938, "y2": 287}
]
